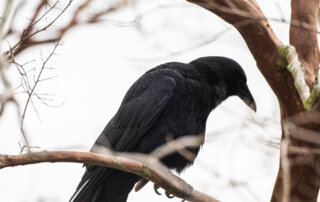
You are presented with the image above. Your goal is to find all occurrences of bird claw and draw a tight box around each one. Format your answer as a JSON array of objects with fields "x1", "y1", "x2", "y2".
[
  {"x1": 153, "y1": 184, "x2": 162, "y2": 195},
  {"x1": 153, "y1": 184, "x2": 175, "y2": 199},
  {"x1": 165, "y1": 191, "x2": 175, "y2": 199}
]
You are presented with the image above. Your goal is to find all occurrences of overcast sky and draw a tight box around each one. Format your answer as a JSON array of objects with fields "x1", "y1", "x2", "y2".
[{"x1": 1, "y1": 0, "x2": 313, "y2": 201}]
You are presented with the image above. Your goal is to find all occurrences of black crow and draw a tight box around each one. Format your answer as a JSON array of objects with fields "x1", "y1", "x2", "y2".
[{"x1": 70, "y1": 56, "x2": 256, "y2": 202}]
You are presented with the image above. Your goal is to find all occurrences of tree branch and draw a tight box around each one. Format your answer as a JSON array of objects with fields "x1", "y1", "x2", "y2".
[
  {"x1": 0, "y1": 150, "x2": 219, "y2": 202},
  {"x1": 3, "y1": 0, "x2": 134, "y2": 59},
  {"x1": 186, "y1": 1, "x2": 320, "y2": 202},
  {"x1": 185, "y1": 0, "x2": 305, "y2": 112},
  {"x1": 290, "y1": 0, "x2": 320, "y2": 89},
  {"x1": 5, "y1": 0, "x2": 73, "y2": 58}
]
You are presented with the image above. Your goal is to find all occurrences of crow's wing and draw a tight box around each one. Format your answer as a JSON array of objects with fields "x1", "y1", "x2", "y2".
[
  {"x1": 70, "y1": 74, "x2": 176, "y2": 202},
  {"x1": 95, "y1": 74, "x2": 176, "y2": 151}
]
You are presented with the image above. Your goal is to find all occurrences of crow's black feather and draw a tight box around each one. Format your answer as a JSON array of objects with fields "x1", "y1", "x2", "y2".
[{"x1": 70, "y1": 56, "x2": 256, "y2": 202}]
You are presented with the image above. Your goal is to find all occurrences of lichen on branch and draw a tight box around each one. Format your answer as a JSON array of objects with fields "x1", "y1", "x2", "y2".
[{"x1": 278, "y1": 45, "x2": 320, "y2": 110}]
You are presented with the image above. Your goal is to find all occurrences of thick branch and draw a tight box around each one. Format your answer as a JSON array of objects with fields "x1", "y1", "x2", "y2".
[
  {"x1": 290, "y1": 0, "x2": 320, "y2": 88},
  {"x1": 186, "y1": 0, "x2": 306, "y2": 114},
  {"x1": 186, "y1": 0, "x2": 281, "y2": 80},
  {"x1": 186, "y1": 1, "x2": 320, "y2": 202},
  {"x1": 0, "y1": 151, "x2": 219, "y2": 202}
]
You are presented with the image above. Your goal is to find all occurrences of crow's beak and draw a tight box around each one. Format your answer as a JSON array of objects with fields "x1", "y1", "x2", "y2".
[{"x1": 237, "y1": 84, "x2": 256, "y2": 112}]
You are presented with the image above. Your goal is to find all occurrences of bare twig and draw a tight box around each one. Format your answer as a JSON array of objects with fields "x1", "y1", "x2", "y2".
[
  {"x1": 4, "y1": 0, "x2": 73, "y2": 58},
  {"x1": 288, "y1": 146, "x2": 320, "y2": 155},
  {"x1": 14, "y1": 40, "x2": 61, "y2": 152},
  {"x1": 3, "y1": 0, "x2": 135, "y2": 58},
  {"x1": 281, "y1": 132, "x2": 291, "y2": 202},
  {"x1": 0, "y1": 0, "x2": 14, "y2": 41},
  {"x1": 151, "y1": 135, "x2": 204, "y2": 160},
  {"x1": 20, "y1": 0, "x2": 52, "y2": 40}
]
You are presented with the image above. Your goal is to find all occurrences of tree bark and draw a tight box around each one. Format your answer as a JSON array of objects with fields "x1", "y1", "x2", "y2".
[
  {"x1": 272, "y1": 1, "x2": 320, "y2": 202},
  {"x1": 290, "y1": 0, "x2": 319, "y2": 88},
  {"x1": 187, "y1": 0, "x2": 320, "y2": 201}
]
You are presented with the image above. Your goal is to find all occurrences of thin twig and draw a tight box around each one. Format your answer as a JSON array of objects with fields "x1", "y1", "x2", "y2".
[
  {"x1": 18, "y1": 40, "x2": 61, "y2": 152},
  {"x1": 5, "y1": 0, "x2": 72, "y2": 58}
]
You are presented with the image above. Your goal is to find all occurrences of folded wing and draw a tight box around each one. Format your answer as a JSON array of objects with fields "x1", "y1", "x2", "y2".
[{"x1": 70, "y1": 73, "x2": 177, "y2": 202}]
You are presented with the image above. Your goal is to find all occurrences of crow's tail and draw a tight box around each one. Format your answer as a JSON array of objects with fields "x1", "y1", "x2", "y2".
[{"x1": 70, "y1": 166, "x2": 140, "y2": 202}]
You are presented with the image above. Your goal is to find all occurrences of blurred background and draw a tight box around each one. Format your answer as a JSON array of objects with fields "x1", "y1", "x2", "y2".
[{"x1": 0, "y1": 0, "x2": 295, "y2": 201}]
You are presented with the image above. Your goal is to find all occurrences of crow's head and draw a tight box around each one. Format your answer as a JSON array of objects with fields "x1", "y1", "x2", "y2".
[{"x1": 190, "y1": 56, "x2": 256, "y2": 112}]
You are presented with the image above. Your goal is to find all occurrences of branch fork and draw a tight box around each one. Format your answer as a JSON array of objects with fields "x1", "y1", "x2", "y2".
[{"x1": 278, "y1": 45, "x2": 320, "y2": 110}]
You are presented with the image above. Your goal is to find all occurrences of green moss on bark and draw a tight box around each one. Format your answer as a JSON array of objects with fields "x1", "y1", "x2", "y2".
[{"x1": 278, "y1": 45, "x2": 320, "y2": 110}]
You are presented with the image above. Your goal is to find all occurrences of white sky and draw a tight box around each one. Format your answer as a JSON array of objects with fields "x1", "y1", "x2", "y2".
[{"x1": 1, "y1": 0, "x2": 315, "y2": 201}]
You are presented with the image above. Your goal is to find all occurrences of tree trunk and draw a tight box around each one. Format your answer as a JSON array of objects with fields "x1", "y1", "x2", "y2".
[{"x1": 187, "y1": 0, "x2": 320, "y2": 201}]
